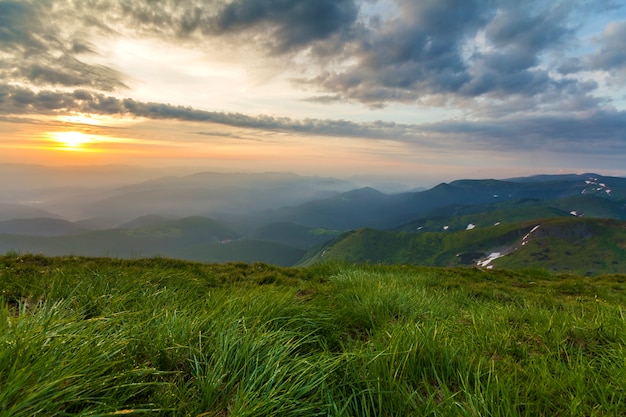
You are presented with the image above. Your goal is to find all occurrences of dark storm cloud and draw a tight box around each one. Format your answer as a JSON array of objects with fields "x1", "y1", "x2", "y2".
[
  {"x1": 311, "y1": 0, "x2": 486, "y2": 103},
  {"x1": 308, "y1": 0, "x2": 589, "y2": 107},
  {"x1": 212, "y1": 0, "x2": 359, "y2": 53}
]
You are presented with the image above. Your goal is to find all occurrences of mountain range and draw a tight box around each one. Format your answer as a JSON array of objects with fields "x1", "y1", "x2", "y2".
[{"x1": 1, "y1": 165, "x2": 625, "y2": 273}]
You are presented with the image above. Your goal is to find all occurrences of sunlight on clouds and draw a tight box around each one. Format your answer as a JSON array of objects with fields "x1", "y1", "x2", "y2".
[
  {"x1": 59, "y1": 114, "x2": 103, "y2": 126},
  {"x1": 95, "y1": 38, "x2": 253, "y2": 110},
  {"x1": 57, "y1": 113, "x2": 143, "y2": 128}
]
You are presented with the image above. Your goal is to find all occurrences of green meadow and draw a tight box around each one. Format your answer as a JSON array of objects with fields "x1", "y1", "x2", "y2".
[{"x1": 1, "y1": 254, "x2": 625, "y2": 416}]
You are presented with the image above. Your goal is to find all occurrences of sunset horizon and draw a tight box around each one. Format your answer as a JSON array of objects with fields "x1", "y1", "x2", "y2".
[{"x1": 1, "y1": 0, "x2": 625, "y2": 184}]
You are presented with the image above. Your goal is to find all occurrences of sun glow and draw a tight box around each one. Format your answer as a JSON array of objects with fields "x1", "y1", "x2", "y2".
[{"x1": 49, "y1": 131, "x2": 96, "y2": 150}]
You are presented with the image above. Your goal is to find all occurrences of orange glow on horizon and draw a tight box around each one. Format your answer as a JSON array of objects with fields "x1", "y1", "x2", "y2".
[{"x1": 48, "y1": 131, "x2": 97, "y2": 151}]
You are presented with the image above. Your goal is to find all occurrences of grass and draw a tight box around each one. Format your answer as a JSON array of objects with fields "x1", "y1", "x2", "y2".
[
  {"x1": 301, "y1": 217, "x2": 626, "y2": 276},
  {"x1": 1, "y1": 254, "x2": 625, "y2": 416}
]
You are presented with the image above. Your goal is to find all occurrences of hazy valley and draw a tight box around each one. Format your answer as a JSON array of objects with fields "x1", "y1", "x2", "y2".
[{"x1": 2, "y1": 164, "x2": 625, "y2": 274}]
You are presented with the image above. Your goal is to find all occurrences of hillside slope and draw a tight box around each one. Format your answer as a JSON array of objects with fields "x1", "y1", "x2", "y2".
[{"x1": 302, "y1": 217, "x2": 626, "y2": 275}]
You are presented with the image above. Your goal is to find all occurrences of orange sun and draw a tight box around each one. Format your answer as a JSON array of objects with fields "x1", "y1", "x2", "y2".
[{"x1": 49, "y1": 131, "x2": 94, "y2": 150}]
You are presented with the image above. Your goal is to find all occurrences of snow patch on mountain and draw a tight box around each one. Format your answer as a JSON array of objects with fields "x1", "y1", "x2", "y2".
[
  {"x1": 477, "y1": 252, "x2": 503, "y2": 267},
  {"x1": 522, "y1": 225, "x2": 541, "y2": 246},
  {"x1": 583, "y1": 176, "x2": 612, "y2": 196}
]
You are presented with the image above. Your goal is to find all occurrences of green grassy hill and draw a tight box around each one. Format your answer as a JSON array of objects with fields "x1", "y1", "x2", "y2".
[
  {"x1": 177, "y1": 239, "x2": 306, "y2": 266},
  {"x1": 492, "y1": 218, "x2": 626, "y2": 275},
  {"x1": 249, "y1": 222, "x2": 340, "y2": 249},
  {"x1": 302, "y1": 217, "x2": 626, "y2": 275},
  {"x1": 1, "y1": 255, "x2": 625, "y2": 416},
  {"x1": 395, "y1": 194, "x2": 626, "y2": 233},
  {"x1": 0, "y1": 216, "x2": 311, "y2": 266},
  {"x1": 395, "y1": 203, "x2": 570, "y2": 232}
]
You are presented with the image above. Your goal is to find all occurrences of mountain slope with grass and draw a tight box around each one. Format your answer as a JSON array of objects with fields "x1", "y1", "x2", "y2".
[
  {"x1": 302, "y1": 217, "x2": 626, "y2": 275},
  {"x1": 174, "y1": 239, "x2": 306, "y2": 266},
  {"x1": 490, "y1": 217, "x2": 626, "y2": 275},
  {"x1": 394, "y1": 194, "x2": 626, "y2": 233},
  {"x1": 1, "y1": 255, "x2": 625, "y2": 416},
  {"x1": 249, "y1": 222, "x2": 341, "y2": 249}
]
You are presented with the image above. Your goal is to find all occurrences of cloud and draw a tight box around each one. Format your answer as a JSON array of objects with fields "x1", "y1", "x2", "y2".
[
  {"x1": 419, "y1": 110, "x2": 626, "y2": 154},
  {"x1": 309, "y1": 0, "x2": 485, "y2": 103},
  {"x1": 1, "y1": 0, "x2": 361, "y2": 89},
  {"x1": 483, "y1": 3, "x2": 573, "y2": 57},
  {"x1": 71, "y1": 0, "x2": 359, "y2": 54},
  {"x1": 211, "y1": 0, "x2": 359, "y2": 53},
  {"x1": 0, "y1": 1, "x2": 42, "y2": 48},
  {"x1": 0, "y1": 2, "x2": 621, "y2": 108},
  {"x1": 0, "y1": 0, "x2": 126, "y2": 91},
  {"x1": 460, "y1": 4, "x2": 575, "y2": 98},
  {"x1": 2, "y1": 84, "x2": 624, "y2": 158},
  {"x1": 305, "y1": 0, "x2": 593, "y2": 109},
  {"x1": 2, "y1": 0, "x2": 619, "y2": 112},
  {"x1": 0, "y1": 84, "x2": 377, "y2": 136},
  {"x1": 590, "y1": 20, "x2": 626, "y2": 72},
  {"x1": 557, "y1": 19, "x2": 626, "y2": 87}
]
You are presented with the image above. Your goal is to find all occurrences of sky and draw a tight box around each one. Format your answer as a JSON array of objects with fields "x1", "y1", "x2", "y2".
[{"x1": 1, "y1": 0, "x2": 626, "y2": 185}]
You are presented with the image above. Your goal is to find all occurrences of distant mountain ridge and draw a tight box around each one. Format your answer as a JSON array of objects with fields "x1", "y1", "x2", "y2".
[
  {"x1": 26, "y1": 171, "x2": 358, "y2": 222},
  {"x1": 254, "y1": 173, "x2": 626, "y2": 230},
  {"x1": 0, "y1": 218, "x2": 86, "y2": 236},
  {"x1": 1, "y1": 171, "x2": 625, "y2": 272},
  {"x1": 0, "y1": 203, "x2": 62, "y2": 222}
]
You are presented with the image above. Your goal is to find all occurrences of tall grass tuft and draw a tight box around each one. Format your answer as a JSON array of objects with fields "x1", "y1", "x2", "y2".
[{"x1": 1, "y1": 254, "x2": 625, "y2": 415}]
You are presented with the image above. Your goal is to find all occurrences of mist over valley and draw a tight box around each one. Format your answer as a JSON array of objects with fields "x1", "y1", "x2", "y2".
[{"x1": 2, "y1": 164, "x2": 625, "y2": 274}]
